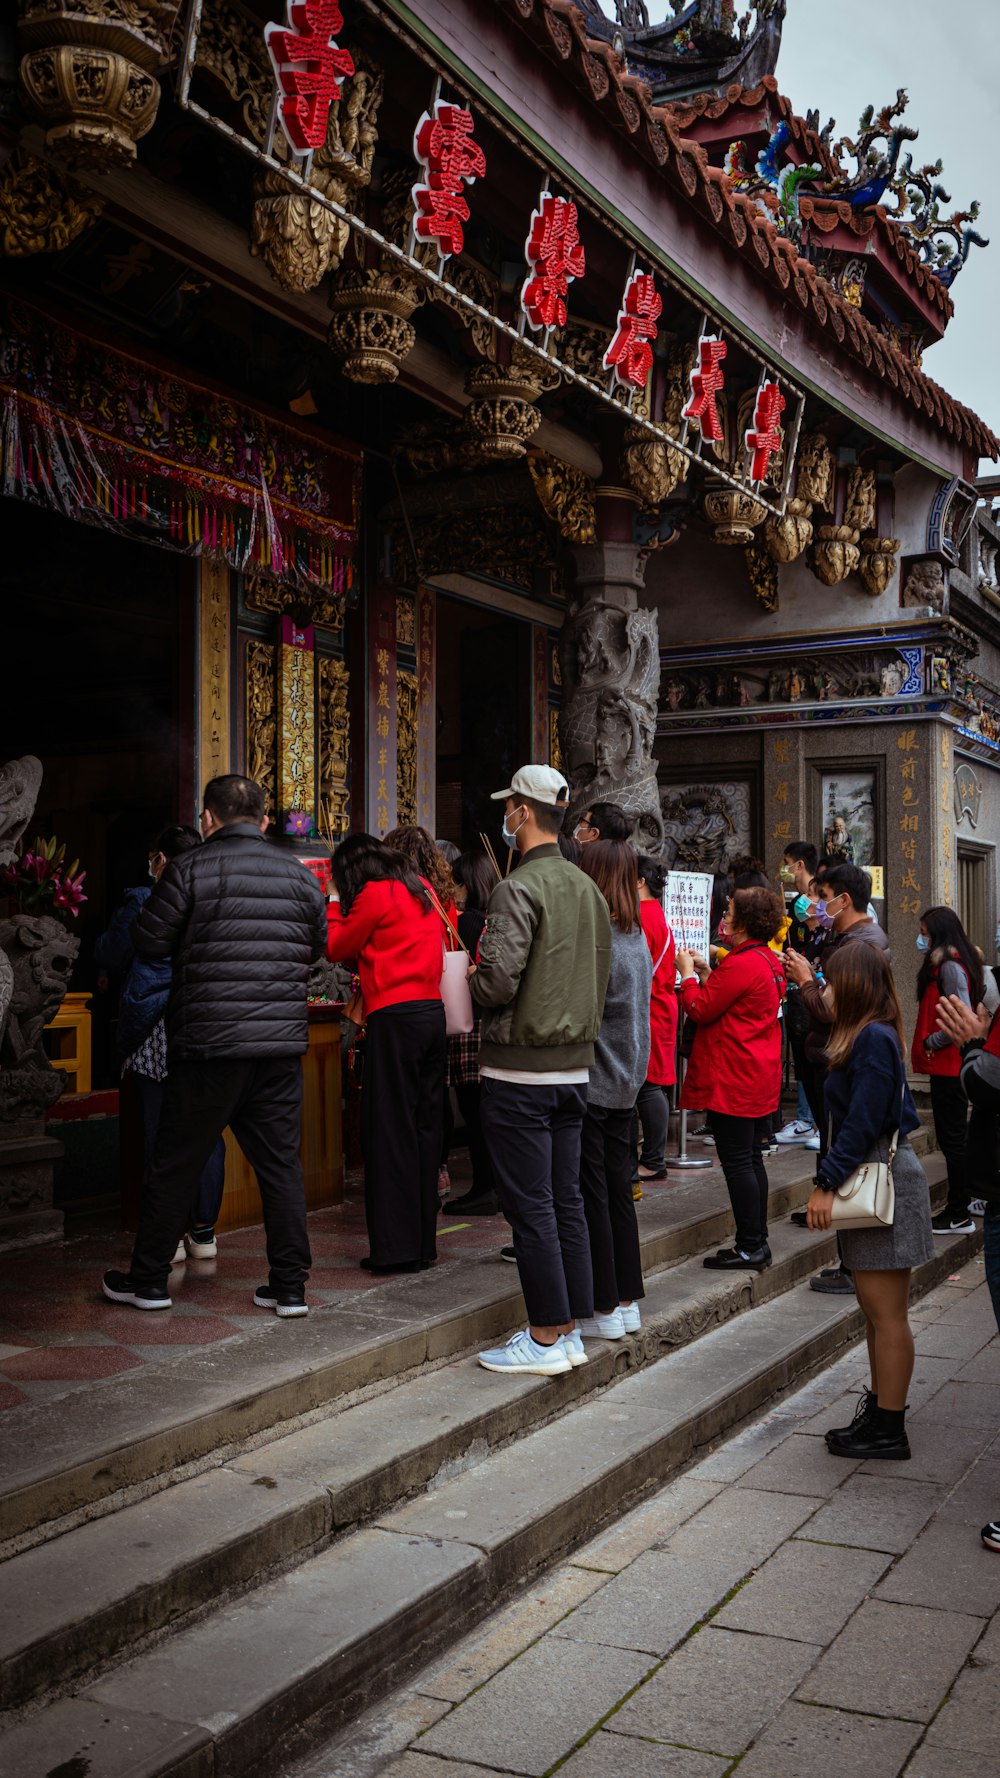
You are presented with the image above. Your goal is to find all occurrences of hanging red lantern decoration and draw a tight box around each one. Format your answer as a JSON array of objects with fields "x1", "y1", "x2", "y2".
[
  {"x1": 521, "y1": 193, "x2": 586, "y2": 332},
  {"x1": 603, "y1": 270, "x2": 661, "y2": 391},
  {"x1": 411, "y1": 100, "x2": 487, "y2": 260},
  {"x1": 745, "y1": 380, "x2": 786, "y2": 483},
  {"x1": 682, "y1": 334, "x2": 728, "y2": 442},
  {"x1": 264, "y1": 0, "x2": 354, "y2": 155}
]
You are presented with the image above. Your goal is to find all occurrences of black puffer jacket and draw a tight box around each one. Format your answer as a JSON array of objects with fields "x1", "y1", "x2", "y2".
[{"x1": 131, "y1": 824, "x2": 327, "y2": 1059}]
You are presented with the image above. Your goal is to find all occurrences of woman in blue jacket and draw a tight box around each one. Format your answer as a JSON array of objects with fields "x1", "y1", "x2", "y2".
[{"x1": 96, "y1": 825, "x2": 225, "y2": 1261}]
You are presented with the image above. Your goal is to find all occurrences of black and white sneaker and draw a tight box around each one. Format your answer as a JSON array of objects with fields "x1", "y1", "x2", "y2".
[
  {"x1": 253, "y1": 1282, "x2": 309, "y2": 1318},
  {"x1": 102, "y1": 1269, "x2": 172, "y2": 1310},
  {"x1": 500, "y1": 1244, "x2": 517, "y2": 1263},
  {"x1": 931, "y1": 1211, "x2": 976, "y2": 1236},
  {"x1": 981, "y1": 1518, "x2": 1000, "y2": 1553}
]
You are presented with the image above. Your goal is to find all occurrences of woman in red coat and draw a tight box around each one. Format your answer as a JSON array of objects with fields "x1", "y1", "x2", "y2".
[
  {"x1": 678, "y1": 886, "x2": 786, "y2": 1271},
  {"x1": 327, "y1": 833, "x2": 446, "y2": 1274},
  {"x1": 911, "y1": 905, "x2": 983, "y2": 1233},
  {"x1": 635, "y1": 856, "x2": 677, "y2": 1182}
]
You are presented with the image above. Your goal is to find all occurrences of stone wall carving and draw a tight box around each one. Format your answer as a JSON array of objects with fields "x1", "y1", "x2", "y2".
[
  {"x1": 661, "y1": 780, "x2": 752, "y2": 872},
  {"x1": 795, "y1": 433, "x2": 835, "y2": 509},
  {"x1": 318, "y1": 655, "x2": 350, "y2": 839},
  {"x1": 245, "y1": 638, "x2": 277, "y2": 819},
  {"x1": 844, "y1": 464, "x2": 877, "y2": 535},
  {"x1": 902, "y1": 557, "x2": 946, "y2": 611},
  {"x1": 744, "y1": 542, "x2": 779, "y2": 611},
  {"x1": 0, "y1": 146, "x2": 104, "y2": 256},
  {"x1": 396, "y1": 669, "x2": 418, "y2": 824},
  {"x1": 859, "y1": 537, "x2": 901, "y2": 598}
]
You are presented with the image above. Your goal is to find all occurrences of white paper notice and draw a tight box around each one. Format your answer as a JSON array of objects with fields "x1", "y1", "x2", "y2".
[{"x1": 665, "y1": 871, "x2": 714, "y2": 962}]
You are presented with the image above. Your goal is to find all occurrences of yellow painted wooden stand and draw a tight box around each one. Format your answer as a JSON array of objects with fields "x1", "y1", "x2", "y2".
[
  {"x1": 44, "y1": 992, "x2": 93, "y2": 1094},
  {"x1": 218, "y1": 1005, "x2": 344, "y2": 1233}
]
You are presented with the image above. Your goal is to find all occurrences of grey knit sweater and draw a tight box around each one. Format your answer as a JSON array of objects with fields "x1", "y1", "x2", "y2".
[{"x1": 588, "y1": 924, "x2": 652, "y2": 1109}]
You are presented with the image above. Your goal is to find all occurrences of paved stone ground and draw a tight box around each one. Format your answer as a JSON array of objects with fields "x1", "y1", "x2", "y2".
[{"x1": 291, "y1": 1253, "x2": 1000, "y2": 1778}]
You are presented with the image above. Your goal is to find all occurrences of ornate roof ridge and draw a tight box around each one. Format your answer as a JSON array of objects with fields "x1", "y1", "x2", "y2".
[{"x1": 498, "y1": 0, "x2": 998, "y2": 458}]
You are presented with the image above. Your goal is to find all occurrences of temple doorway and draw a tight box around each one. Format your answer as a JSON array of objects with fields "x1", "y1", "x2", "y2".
[{"x1": 433, "y1": 592, "x2": 532, "y2": 849}]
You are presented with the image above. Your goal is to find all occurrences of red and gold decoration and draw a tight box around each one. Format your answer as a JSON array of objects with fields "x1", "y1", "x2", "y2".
[
  {"x1": 521, "y1": 194, "x2": 586, "y2": 332},
  {"x1": 744, "y1": 381, "x2": 786, "y2": 484},
  {"x1": 603, "y1": 270, "x2": 661, "y2": 392},
  {"x1": 411, "y1": 100, "x2": 486, "y2": 260},
  {"x1": 367, "y1": 585, "x2": 397, "y2": 838},
  {"x1": 683, "y1": 334, "x2": 727, "y2": 442},
  {"x1": 277, "y1": 615, "x2": 316, "y2": 827},
  {"x1": 264, "y1": 0, "x2": 354, "y2": 156}
]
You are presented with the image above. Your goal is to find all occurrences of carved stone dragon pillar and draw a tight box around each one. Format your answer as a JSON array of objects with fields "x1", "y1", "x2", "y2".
[{"x1": 559, "y1": 528, "x2": 663, "y2": 854}]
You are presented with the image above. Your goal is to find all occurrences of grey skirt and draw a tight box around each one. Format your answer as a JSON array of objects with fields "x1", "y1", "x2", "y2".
[{"x1": 838, "y1": 1138, "x2": 934, "y2": 1273}]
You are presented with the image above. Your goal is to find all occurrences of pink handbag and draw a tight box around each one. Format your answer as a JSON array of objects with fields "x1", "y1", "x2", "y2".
[{"x1": 427, "y1": 889, "x2": 475, "y2": 1035}]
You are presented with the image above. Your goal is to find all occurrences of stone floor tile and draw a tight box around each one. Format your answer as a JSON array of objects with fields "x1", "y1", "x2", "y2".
[
  {"x1": 915, "y1": 1380, "x2": 1000, "y2": 1427},
  {"x1": 796, "y1": 1388, "x2": 871, "y2": 1439},
  {"x1": 902, "y1": 1749, "x2": 987, "y2": 1778},
  {"x1": 557, "y1": 1729, "x2": 728, "y2": 1777},
  {"x1": 0, "y1": 1697, "x2": 211, "y2": 1778},
  {"x1": 735, "y1": 1699, "x2": 921, "y2": 1778},
  {"x1": 0, "y1": 1344, "x2": 144, "y2": 1380},
  {"x1": 416, "y1": 1565, "x2": 609, "y2": 1702},
  {"x1": 937, "y1": 1454, "x2": 1000, "y2": 1528},
  {"x1": 797, "y1": 1598, "x2": 984, "y2": 1721},
  {"x1": 665, "y1": 1485, "x2": 818, "y2": 1565},
  {"x1": 384, "y1": 1758, "x2": 511, "y2": 1778},
  {"x1": 569, "y1": 1476, "x2": 721, "y2": 1572},
  {"x1": 607, "y1": 1626, "x2": 819, "y2": 1756},
  {"x1": 953, "y1": 1340, "x2": 1000, "y2": 1383},
  {"x1": 968, "y1": 1609, "x2": 1000, "y2": 1662},
  {"x1": 876, "y1": 1519, "x2": 1000, "y2": 1619},
  {"x1": 734, "y1": 1433, "x2": 863, "y2": 1497},
  {"x1": 282, "y1": 1695, "x2": 452, "y2": 1778},
  {"x1": 715, "y1": 1539, "x2": 889, "y2": 1645},
  {"x1": 0, "y1": 1381, "x2": 29, "y2": 1411},
  {"x1": 685, "y1": 1415, "x2": 798, "y2": 1483},
  {"x1": 936, "y1": 1283, "x2": 997, "y2": 1324},
  {"x1": 924, "y1": 1661, "x2": 1000, "y2": 1754},
  {"x1": 797, "y1": 1474, "x2": 943, "y2": 1554},
  {"x1": 553, "y1": 1547, "x2": 750, "y2": 1656},
  {"x1": 418, "y1": 1635, "x2": 653, "y2": 1776},
  {"x1": 864, "y1": 1417, "x2": 996, "y2": 1486},
  {"x1": 913, "y1": 1321, "x2": 996, "y2": 1362}
]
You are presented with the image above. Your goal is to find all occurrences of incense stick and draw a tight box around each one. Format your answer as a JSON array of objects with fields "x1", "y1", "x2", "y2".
[{"x1": 480, "y1": 832, "x2": 502, "y2": 881}]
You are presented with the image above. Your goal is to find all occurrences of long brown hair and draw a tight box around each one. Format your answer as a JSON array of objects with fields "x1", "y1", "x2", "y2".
[
  {"x1": 578, "y1": 839, "x2": 639, "y2": 933},
  {"x1": 824, "y1": 942, "x2": 905, "y2": 1070},
  {"x1": 384, "y1": 824, "x2": 454, "y2": 903}
]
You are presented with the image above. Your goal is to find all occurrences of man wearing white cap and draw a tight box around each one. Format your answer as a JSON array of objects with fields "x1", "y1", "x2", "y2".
[{"x1": 473, "y1": 766, "x2": 612, "y2": 1376}]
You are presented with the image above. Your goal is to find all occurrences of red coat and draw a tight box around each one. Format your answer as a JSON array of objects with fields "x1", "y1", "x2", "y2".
[
  {"x1": 641, "y1": 898, "x2": 677, "y2": 1085},
  {"x1": 326, "y1": 879, "x2": 443, "y2": 1016},
  {"x1": 911, "y1": 956, "x2": 971, "y2": 1078},
  {"x1": 679, "y1": 941, "x2": 786, "y2": 1117}
]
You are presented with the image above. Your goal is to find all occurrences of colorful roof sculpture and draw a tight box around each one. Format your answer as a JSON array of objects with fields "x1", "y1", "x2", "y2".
[{"x1": 569, "y1": 0, "x2": 785, "y2": 105}]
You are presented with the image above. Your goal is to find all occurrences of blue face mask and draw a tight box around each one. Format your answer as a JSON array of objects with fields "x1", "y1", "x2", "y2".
[
  {"x1": 916, "y1": 934, "x2": 930, "y2": 952},
  {"x1": 995, "y1": 926, "x2": 1000, "y2": 955},
  {"x1": 502, "y1": 810, "x2": 525, "y2": 851},
  {"x1": 792, "y1": 894, "x2": 813, "y2": 923}
]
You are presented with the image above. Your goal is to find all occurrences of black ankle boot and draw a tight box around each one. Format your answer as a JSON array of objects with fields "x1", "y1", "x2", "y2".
[
  {"x1": 825, "y1": 1387, "x2": 877, "y2": 1445},
  {"x1": 827, "y1": 1404, "x2": 909, "y2": 1461}
]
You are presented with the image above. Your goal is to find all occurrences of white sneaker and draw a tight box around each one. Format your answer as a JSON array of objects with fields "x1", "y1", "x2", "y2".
[
  {"x1": 563, "y1": 1327, "x2": 589, "y2": 1367},
  {"x1": 172, "y1": 1241, "x2": 186, "y2": 1264},
  {"x1": 804, "y1": 1134, "x2": 821, "y2": 1151},
  {"x1": 578, "y1": 1308, "x2": 628, "y2": 1341},
  {"x1": 620, "y1": 1303, "x2": 641, "y2": 1334},
  {"x1": 969, "y1": 1199, "x2": 987, "y2": 1218},
  {"x1": 185, "y1": 1231, "x2": 218, "y2": 1259},
  {"x1": 775, "y1": 1119, "x2": 817, "y2": 1146},
  {"x1": 477, "y1": 1329, "x2": 572, "y2": 1376}
]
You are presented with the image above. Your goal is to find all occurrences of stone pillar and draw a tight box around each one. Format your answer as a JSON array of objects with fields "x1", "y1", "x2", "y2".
[{"x1": 559, "y1": 489, "x2": 662, "y2": 852}]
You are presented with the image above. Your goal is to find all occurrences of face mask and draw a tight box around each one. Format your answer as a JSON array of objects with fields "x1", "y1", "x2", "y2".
[
  {"x1": 717, "y1": 922, "x2": 731, "y2": 943},
  {"x1": 147, "y1": 859, "x2": 159, "y2": 881},
  {"x1": 778, "y1": 864, "x2": 795, "y2": 886},
  {"x1": 995, "y1": 926, "x2": 1000, "y2": 955},
  {"x1": 792, "y1": 894, "x2": 813, "y2": 923},
  {"x1": 916, "y1": 934, "x2": 930, "y2": 953},
  {"x1": 502, "y1": 810, "x2": 526, "y2": 851},
  {"x1": 815, "y1": 900, "x2": 837, "y2": 929}
]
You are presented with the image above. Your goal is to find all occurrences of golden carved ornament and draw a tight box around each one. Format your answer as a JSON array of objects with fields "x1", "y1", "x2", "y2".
[
  {"x1": 195, "y1": 0, "x2": 271, "y2": 141},
  {"x1": 844, "y1": 463, "x2": 877, "y2": 536},
  {"x1": 243, "y1": 569, "x2": 344, "y2": 632},
  {"x1": 549, "y1": 706, "x2": 563, "y2": 771},
  {"x1": 245, "y1": 638, "x2": 277, "y2": 820},
  {"x1": 795, "y1": 434, "x2": 835, "y2": 510},
  {"x1": 809, "y1": 524, "x2": 861, "y2": 587},
  {"x1": 251, "y1": 55, "x2": 383, "y2": 294},
  {"x1": 328, "y1": 264, "x2": 423, "y2": 383},
  {"x1": 623, "y1": 336, "x2": 693, "y2": 510},
  {"x1": 0, "y1": 146, "x2": 104, "y2": 255},
  {"x1": 763, "y1": 496, "x2": 814, "y2": 565},
  {"x1": 859, "y1": 536, "x2": 901, "y2": 598},
  {"x1": 464, "y1": 358, "x2": 547, "y2": 462},
  {"x1": 396, "y1": 595, "x2": 415, "y2": 650},
  {"x1": 18, "y1": 0, "x2": 180, "y2": 65},
  {"x1": 703, "y1": 487, "x2": 767, "y2": 546},
  {"x1": 528, "y1": 451, "x2": 596, "y2": 544},
  {"x1": 318, "y1": 655, "x2": 350, "y2": 840},
  {"x1": 19, "y1": 42, "x2": 160, "y2": 166},
  {"x1": 396, "y1": 668, "x2": 418, "y2": 825},
  {"x1": 745, "y1": 542, "x2": 779, "y2": 613}
]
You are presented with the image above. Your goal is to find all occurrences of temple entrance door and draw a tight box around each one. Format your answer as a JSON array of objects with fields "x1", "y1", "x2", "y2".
[{"x1": 434, "y1": 594, "x2": 532, "y2": 848}]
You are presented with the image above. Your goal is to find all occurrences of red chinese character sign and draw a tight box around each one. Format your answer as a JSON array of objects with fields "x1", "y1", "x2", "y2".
[
  {"x1": 603, "y1": 271, "x2": 661, "y2": 391},
  {"x1": 682, "y1": 334, "x2": 727, "y2": 443},
  {"x1": 411, "y1": 100, "x2": 486, "y2": 259},
  {"x1": 264, "y1": 0, "x2": 354, "y2": 156},
  {"x1": 521, "y1": 194, "x2": 586, "y2": 332},
  {"x1": 745, "y1": 380, "x2": 786, "y2": 484}
]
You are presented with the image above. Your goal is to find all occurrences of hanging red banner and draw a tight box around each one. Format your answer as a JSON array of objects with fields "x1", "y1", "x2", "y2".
[
  {"x1": 682, "y1": 334, "x2": 727, "y2": 443},
  {"x1": 264, "y1": 0, "x2": 354, "y2": 156},
  {"x1": 521, "y1": 193, "x2": 586, "y2": 332},
  {"x1": 745, "y1": 380, "x2": 786, "y2": 483},
  {"x1": 411, "y1": 100, "x2": 486, "y2": 260},
  {"x1": 603, "y1": 270, "x2": 661, "y2": 391}
]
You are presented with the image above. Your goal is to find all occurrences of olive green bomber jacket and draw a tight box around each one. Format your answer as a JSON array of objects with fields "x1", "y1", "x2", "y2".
[{"x1": 471, "y1": 843, "x2": 612, "y2": 1072}]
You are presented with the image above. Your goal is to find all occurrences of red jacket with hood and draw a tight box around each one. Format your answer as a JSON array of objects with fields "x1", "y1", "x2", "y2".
[{"x1": 679, "y1": 940, "x2": 786, "y2": 1117}]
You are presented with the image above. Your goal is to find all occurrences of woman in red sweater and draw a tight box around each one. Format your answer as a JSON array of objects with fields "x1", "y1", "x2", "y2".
[
  {"x1": 678, "y1": 886, "x2": 786, "y2": 1271},
  {"x1": 911, "y1": 905, "x2": 983, "y2": 1234},
  {"x1": 327, "y1": 833, "x2": 446, "y2": 1274},
  {"x1": 635, "y1": 855, "x2": 677, "y2": 1183},
  {"x1": 385, "y1": 824, "x2": 460, "y2": 1204}
]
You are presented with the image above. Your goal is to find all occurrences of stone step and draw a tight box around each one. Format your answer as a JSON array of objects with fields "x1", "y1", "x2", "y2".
[
  {"x1": 0, "y1": 1212, "x2": 976, "y2": 1778},
  {"x1": 2, "y1": 1136, "x2": 879, "y2": 1550}
]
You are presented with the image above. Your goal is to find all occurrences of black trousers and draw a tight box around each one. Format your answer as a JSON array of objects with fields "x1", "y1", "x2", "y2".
[
  {"x1": 362, "y1": 1001, "x2": 446, "y2": 1267},
  {"x1": 130, "y1": 1056, "x2": 310, "y2": 1291},
  {"x1": 580, "y1": 1103, "x2": 644, "y2": 1311},
  {"x1": 480, "y1": 1076, "x2": 593, "y2": 1326},
  {"x1": 454, "y1": 1081, "x2": 497, "y2": 1198},
  {"x1": 134, "y1": 1074, "x2": 226, "y2": 1230},
  {"x1": 930, "y1": 1073, "x2": 970, "y2": 1216},
  {"x1": 708, "y1": 1110, "x2": 771, "y2": 1252},
  {"x1": 636, "y1": 1080, "x2": 670, "y2": 1172}
]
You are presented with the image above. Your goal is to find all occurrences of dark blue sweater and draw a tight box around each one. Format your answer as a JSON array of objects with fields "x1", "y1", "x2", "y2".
[{"x1": 818, "y1": 1022, "x2": 920, "y2": 1191}]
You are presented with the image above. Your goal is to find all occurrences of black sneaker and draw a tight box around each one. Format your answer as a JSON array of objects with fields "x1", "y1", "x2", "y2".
[
  {"x1": 445, "y1": 1189, "x2": 500, "y2": 1216},
  {"x1": 102, "y1": 1269, "x2": 172, "y2": 1311},
  {"x1": 826, "y1": 1387, "x2": 877, "y2": 1445},
  {"x1": 703, "y1": 1245, "x2": 770, "y2": 1272},
  {"x1": 981, "y1": 1518, "x2": 1000, "y2": 1553},
  {"x1": 500, "y1": 1244, "x2": 517, "y2": 1263},
  {"x1": 931, "y1": 1210, "x2": 975, "y2": 1235},
  {"x1": 789, "y1": 1210, "x2": 809, "y2": 1228},
  {"x1": 253, "y1": 1282, "x2": 309, "y2": 1318},
  {"x1": 809, "y1": 1268, "x2": 855, "y2": 1295}
]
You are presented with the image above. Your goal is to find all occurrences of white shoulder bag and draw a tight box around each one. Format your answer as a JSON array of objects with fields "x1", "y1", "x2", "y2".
[{"x1": 828, "y1": 1081, "x2": 903, "y2": 1230}]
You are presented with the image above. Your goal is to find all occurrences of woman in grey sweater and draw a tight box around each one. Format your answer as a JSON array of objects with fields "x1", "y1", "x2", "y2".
[{"x1": 576, "y1": 841, "x2": 652, "y2": 1340}]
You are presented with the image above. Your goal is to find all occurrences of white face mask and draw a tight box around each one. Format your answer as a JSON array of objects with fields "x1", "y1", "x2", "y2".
[{"x1": 502, "y1": 809, "x2": 527, "y2": 851}]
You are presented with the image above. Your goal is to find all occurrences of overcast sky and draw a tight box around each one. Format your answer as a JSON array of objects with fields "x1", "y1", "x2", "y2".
[{"x1": 648, "y1": 0, "x2": 999, "y2": 470}]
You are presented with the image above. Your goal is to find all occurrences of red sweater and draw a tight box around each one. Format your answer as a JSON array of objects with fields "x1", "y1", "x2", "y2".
[
  {"x1": 326, "y1": 879, "x2": 443, "y2": 1015},
  {"x1": 679, "y1": 941, "x2": 786, "y2": 1117},
  {"x1": 641, "y1": 899, "x2": 677, "y2": 1086}
]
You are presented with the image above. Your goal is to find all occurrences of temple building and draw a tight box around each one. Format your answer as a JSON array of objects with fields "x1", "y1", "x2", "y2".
[{"x1": 1, "y1": 0, "x2": 998, "y2": 1228}]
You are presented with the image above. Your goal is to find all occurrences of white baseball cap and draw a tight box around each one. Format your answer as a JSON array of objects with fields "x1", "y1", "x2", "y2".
[{"x1": 490, "y1": 765, "x2": 570, "y2": 807}]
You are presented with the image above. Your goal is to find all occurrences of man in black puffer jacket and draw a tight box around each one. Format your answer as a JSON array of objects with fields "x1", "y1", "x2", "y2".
[{"x1": 101, "y1": 774, "x2": 327, "y2": 1317}]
